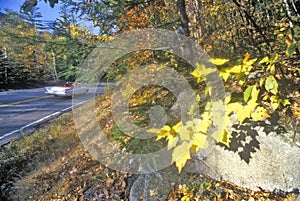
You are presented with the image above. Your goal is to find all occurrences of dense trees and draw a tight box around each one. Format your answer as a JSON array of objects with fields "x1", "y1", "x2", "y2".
[
  {"x1": 0, "y1": 11, "x2": 54, "y2": 88},
  {"x1": 1, "y1": 0, "x2": 299, "y2": 171}
]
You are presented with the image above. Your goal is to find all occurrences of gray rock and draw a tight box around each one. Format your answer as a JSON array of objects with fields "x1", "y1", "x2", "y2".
[{"x1": 195, "y1": 130, "x2": 300, "y2": 192}]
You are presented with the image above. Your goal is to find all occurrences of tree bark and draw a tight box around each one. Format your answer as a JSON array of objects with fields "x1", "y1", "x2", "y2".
[{"x1": 177, "y1": 0, "x2": 190, "y2": 36}]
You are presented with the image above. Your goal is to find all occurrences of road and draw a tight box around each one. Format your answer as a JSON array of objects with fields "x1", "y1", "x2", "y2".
[{"x1": 0, "y1": 86, "x2": 106, "y2": 146}]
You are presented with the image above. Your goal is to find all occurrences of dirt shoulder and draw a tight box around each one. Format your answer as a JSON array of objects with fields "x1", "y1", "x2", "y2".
[{"x1": 0, "y1": 94, "x2": 298, "y2": 200}]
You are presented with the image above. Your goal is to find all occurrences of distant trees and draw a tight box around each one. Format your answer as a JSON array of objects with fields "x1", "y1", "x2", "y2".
[{"x1": 0, "y1": 11, "x2": 54, "y2": 88}]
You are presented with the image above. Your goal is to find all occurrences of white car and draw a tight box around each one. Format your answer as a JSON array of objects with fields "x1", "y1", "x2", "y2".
[{"x1": 44, "y1": 83, "x2": 88, "y2": 97}]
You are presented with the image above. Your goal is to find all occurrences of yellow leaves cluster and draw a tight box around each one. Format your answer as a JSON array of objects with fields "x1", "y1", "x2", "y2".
[
  {"x1": 191, "y1": 63, "x2": 217, "y2": 82},
  {"x1": 70, "y1": 24, "x2": 113, "y2": 42},
  {"x1": 177, "y1": 184, "x2": 201, "y2": 201},
  {"x1": 149, "y1": 99, "x2": 234, "y2": 172},
  {"x1": 227, "y1": 85, "x2": 269, "y2": 124},
  {"x1": 148, "y1": 83, "x2": 271, "y2": 172},
  {"x1": 154, "y1": 54, "x2": 285, "y2": 173},
  {"x1": 149, "y1": 113, "x2": 214, "y2": 172},
  {"x1": 216, "y1": 53, "x2": 257, "y2": 83}
]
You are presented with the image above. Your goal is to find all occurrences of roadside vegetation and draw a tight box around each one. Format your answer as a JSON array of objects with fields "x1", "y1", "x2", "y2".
[
  {"x1": 0, "y1": 94, "x2": 298, "y2": 200},
  {"x1": 0, "y1": 0, "x2": 300, "y2": 200}
]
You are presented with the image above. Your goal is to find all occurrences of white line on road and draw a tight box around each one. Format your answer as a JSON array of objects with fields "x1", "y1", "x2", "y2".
[{"x1": 0, "y1": 99, "x2": 89, "y2": 141}]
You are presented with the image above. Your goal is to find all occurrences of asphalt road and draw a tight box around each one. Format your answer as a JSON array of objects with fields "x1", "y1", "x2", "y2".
[{"x1": 0, "y1": 86, "x2": 106, "y2": 146}]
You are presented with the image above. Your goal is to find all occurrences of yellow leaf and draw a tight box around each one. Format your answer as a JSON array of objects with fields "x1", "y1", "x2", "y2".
[
  {"x1": 167, "y1": 135, "x2": 179, "y2": 150},
  {"x1": 194, "y1": 115, "x2": 211, "y2": 134},
  {"x1": 237, "y1": 106, "x2": 250, "y2": 124},
  {"x1": 156, "y1": 125, "x2": 171, "y2": 141},
  {"x1": 191, "y1": 64, "x2": 216, "y2": 81},
  {"x1": 220, "y1": 70, "x2": 231, "y2": 82},
  {"x1": 172, "y1": 121, "x2": 182, "y2": 133},
  {"x1": 250, "y1": 85, "x2": 260, "y2": 102},
  {"x1": 259, "y1": 56, "x2": 270, "y2": 64},
  {"x1": 219, "y1": 129, "x2": 232, "y2": 147},
  {"x1": 271, "y1": 102, "x2": 280, "y2": 110},
  {"x1": 244, "y1": 58, "x2": 257, "y2": 66},
  {"x1": 192, "y1": 133, "x2": 208, "y2": 152},
  {"x1": 172, "y1": 141, "x2": 192, "y2": 173},
  {"x1": 277, "y1": 33, "x2": 284, "y2": 38},
  {"x1": 191, "y1": 68, "x2": 201, "y2": 78},
  {"x1": 210, "y1": 58, "x2": 229, "y2": 65},
  {"x1": 251, "y1": 106, "x2": 270, "y2": 121},
  {"x1": 274, "y1": 29, "x2": 280, "y2": 35},
  {"x1": 181, "y1": 195, "x2": 191, "y2": 201},
  {"x1": 211, "y1": 115, "x2": 232, "y2": 144},
  {"x1": 196, "y1": 94, "x2": 201, "y2": 102},
  {"x1": 226, "y1": 102, "x2": 243, "y2": 115},
  {"x1": 178, "y1": 121, "x2": 193, "y2": 141},
  {"x1": 225, "y1": 95, "x2": 231, "y2": 104},
  {"x1": 237, "y1": 101, "x2": 258, "y2": 124},
  {"x1": 242, "y1": 53, "x2": 251, "y2": 64},
  {"x1": 280, "y1": 27, "x2": 286, "y2": 32},
  {"x1": 230, "y1": 65, "x2": 242, "y2": 73},
  {"x1": 283, "y1": 99, "x2": 291, "y2": 106},
  {"x1": 238, "y1": 78, "x2": 246, "y2": 86}
]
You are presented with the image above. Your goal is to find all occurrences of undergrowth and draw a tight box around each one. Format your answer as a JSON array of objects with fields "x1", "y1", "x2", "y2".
[{"x1": 0, "y1": 94, "x2": 298, "y2": 200}]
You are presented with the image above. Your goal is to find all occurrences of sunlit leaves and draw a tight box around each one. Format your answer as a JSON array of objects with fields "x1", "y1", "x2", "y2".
[
  {"x1": 244, "y1": 85, "x2": 254, "y2": 102},
  {"x1": 219, "y1": 70, "x2": 231, "y2": 82},
  {"x1": 251, "y1": 85, "x2": 260, "y2": 102},
  {"x1": 236, "y1": 101, "x2": 258, "y2": 124},
  {"x1": 251, "y1": 106, "x2": 270, "y2": 121},
  {"x1": 172, "y1": 141, "x2": 192, "y2": 173},
  {"x1": 209, "y1": 58, "x2": 229, "y2": 65},
  {"x1": 192, "y1": 132, "x2": 209, "y2": 152},
  {"x1": 270, "y1": 95, "x2": 280, "y2": 110},
  {"x1": 211, "y1": 115, "x2": 232, "y2": 147},
  {"x1": 259, "y1": 56, "x2": 270, "y2": 65},
  {"x1": 149, "y1": 125, "x2": 171, "y2": 141},
  {"x1": 191, "y1": 63, "x2": 216, "y2": 82},
  {"x1": 265, "y1": 75, "x2": 278, "y2": 95}
]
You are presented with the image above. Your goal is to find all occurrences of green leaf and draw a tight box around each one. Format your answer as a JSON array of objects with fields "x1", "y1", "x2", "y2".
[
  {"x1": 286, "y1": 42, "x2": 297, "y2": 56},
  {"x1": 265, "y1": 75, "x2": 278, "y2": 95},
  {"x1": 244, "y1": 85, "x2": 254, "y2": 102}
]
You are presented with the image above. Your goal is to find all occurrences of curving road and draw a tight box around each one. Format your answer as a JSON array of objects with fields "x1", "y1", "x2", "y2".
[{"x1": 0, "y1": 86, "x2": 106, "y2": 146}]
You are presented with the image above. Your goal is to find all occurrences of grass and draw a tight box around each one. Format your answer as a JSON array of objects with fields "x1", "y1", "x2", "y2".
[{"x1": 0, "y1": 93, "x2": 298, "y2": 200}]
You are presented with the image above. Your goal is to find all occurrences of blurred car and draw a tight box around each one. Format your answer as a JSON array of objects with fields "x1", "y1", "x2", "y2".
[{"x1": 44, "y1": 82, "x2": 88, "y2": 97}]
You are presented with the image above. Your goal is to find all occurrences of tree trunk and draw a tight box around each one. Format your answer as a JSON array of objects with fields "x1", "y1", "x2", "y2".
[{"x1": 177, "y1": 0, "x2": 190, "y2": 36}]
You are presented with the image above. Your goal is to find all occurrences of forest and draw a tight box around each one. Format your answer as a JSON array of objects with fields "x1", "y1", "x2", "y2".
[{"x1": 0, "y1": 0, "x2": 300, "y2": 200}]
